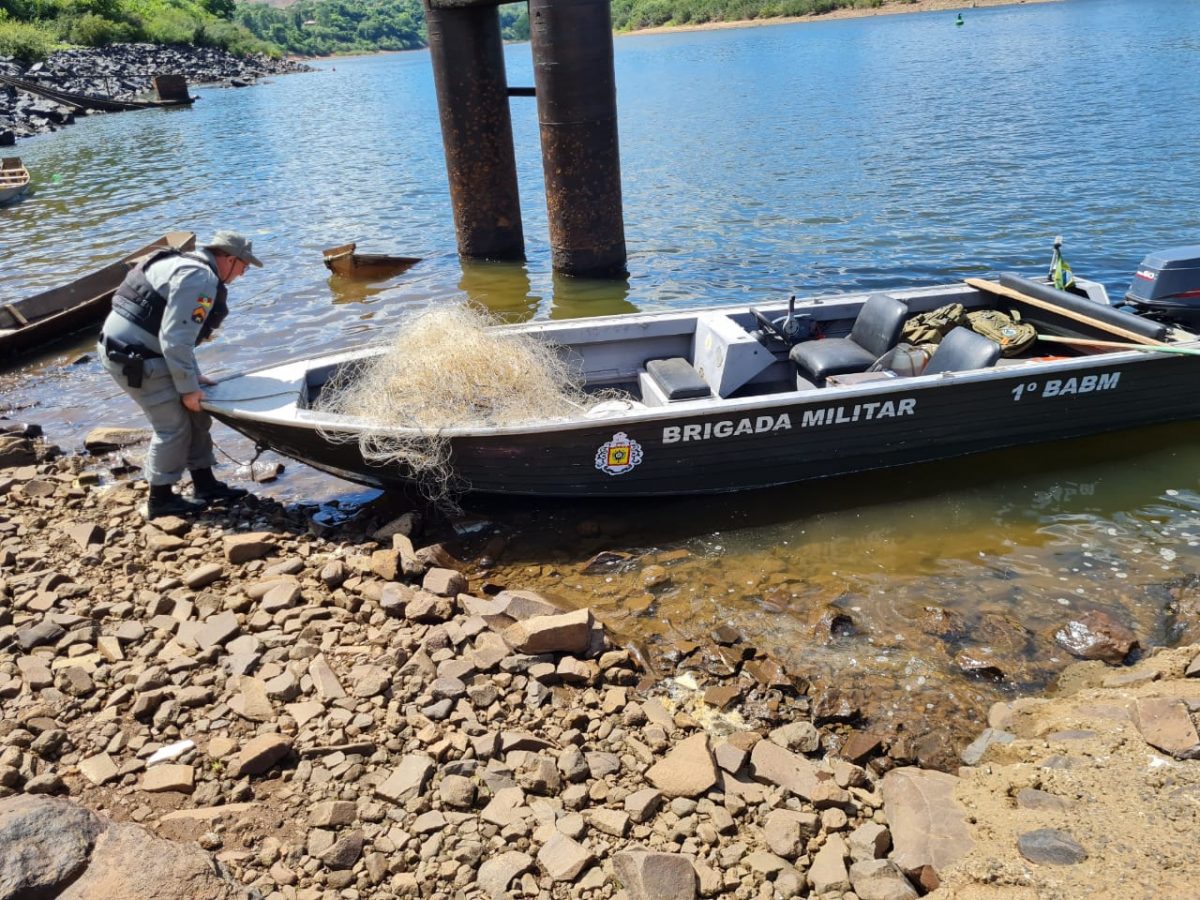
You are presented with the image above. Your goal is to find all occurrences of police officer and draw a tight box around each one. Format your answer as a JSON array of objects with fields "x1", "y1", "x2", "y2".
[{"x1": 99, "y1": 231, "x2": 263, "y2": 519}]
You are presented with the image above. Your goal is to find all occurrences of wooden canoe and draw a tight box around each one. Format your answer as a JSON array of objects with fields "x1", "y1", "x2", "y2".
[
  {"x1": 323, "y1": 242, "x2": 420, "y2": 279},
  {"x1": 0, "y1": 231, "x2": 195, "y2": 365},
  {"x1": 0, "y1": 73, "x2": 195, "y2": 113},
  {"x1": 0, "y1": 157, "x2": 30, "y2": 207}
]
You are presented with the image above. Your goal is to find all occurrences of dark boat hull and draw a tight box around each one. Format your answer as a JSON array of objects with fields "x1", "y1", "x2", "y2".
[
  {"x1": 0, "y1": 232, "x2": 194, "y2": 364},
  {"x1": 210, "y1": 352, "x2": 1200, "y2": 497}
]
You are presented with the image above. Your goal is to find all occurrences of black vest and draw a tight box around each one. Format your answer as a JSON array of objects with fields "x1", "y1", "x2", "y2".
[{"x1": 111, "y1": 249, "x2": 228, "y2": 344}]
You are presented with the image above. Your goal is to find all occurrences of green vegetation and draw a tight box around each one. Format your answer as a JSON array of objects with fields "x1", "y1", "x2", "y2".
[
  {"x1": 0, "y1": 0, "x2": 272, "y2": 60},
  {"x1": 611, "y1": 0, "x2": 889, "y2": 30},
  {"x1": 233, "y1": 0, "x2": 527, "y2": 57},
  {"x1": 1, "y1": 0, "x2": 900, "y2": 65}
]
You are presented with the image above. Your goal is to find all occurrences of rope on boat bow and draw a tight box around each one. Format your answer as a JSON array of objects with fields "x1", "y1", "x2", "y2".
[{"x1": 214, "y1": 439, "x2": 269, "y2": 469}]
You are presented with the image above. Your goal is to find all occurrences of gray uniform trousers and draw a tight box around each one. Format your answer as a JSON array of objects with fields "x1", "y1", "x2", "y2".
[{"x1": 100, "y1": 348, "x2": 216, "y2": 486}]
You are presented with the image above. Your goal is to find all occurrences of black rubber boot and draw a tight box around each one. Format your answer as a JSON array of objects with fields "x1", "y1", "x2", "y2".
[
  {"x1": 190, "y1": 467, "x2": 249, "y2": 504},
  {"x1": 147, "y1": 483, "x2": 205, "y2": 519}
]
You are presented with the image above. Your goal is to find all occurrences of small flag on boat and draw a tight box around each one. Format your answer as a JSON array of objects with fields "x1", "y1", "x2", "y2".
[{"x1": 1050, "y1": 238, "x2": 1075, "y2": 291}]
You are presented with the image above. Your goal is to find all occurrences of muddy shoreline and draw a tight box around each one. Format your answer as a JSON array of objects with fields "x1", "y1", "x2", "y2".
[{"x1": 5, "y1": 425, "x2": 1200, "y2": 898}]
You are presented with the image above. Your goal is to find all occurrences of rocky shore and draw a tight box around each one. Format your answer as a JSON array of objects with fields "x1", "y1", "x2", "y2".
[
  {"x1": 3, "y1": 423, "x2": 1200, "y2": 899},
  {"x1": 0, "y1": 43, "x2": 312, "y2": 145}
]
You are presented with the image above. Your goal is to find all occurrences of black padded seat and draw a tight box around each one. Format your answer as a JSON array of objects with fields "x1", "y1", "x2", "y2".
[
  {"x1": 923, "y1": 327, "x2": 1001, "y2": 375},
  {"x1": 646, "y1": 358, "x2": 710, "y2": 400},
  {"x1": 789, "y1": 293, "x2": 908, "y2": 385}
]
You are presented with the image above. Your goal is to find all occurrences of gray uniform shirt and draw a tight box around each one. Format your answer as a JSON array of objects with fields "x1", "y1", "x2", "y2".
[{"x1": 102, "y1": 249, "x2": 221, "y2": 396}]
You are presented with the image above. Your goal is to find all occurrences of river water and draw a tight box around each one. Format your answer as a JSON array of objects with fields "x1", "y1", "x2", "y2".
[{"x1": 4, "y1": 0, "x2": 1200, "y2": 745}]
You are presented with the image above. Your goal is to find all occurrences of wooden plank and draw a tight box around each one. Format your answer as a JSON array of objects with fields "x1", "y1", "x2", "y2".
[
  {"x1": 1038, "y1": 334, "x2": 1200, "y2": 357},
  {"x1": 965, "y1": 278, "x2": 1167, "y2": 347}
]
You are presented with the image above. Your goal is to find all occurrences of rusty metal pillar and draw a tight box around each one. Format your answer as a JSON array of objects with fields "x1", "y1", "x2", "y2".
[
  {"x1": 530, "y1": 0, "x2": 627, "y2": 278},
  {"x1": 424, "y1": 1, "x2": 525, "y2": 261}
]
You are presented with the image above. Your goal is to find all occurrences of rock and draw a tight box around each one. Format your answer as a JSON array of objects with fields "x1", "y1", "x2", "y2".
[
  {"x1": 423, "y1": 566, "x2": 466, "y2": 597},
  {"x1": 494, "y1": 589, "x2": 563, "y2": 620},
  {"x1": 0, "y1": 795, "x2": 246, "y2": 899},
  {"x1": 222, "y1": 532, "x2": 276, "y2": 564},
  {"x1": 1054, "y1": 609, "x2": 1138, "y2": 663},
  {"x1": 763, "y1": 809, "x2": 818, "y2": 859},
  {"x1": 503, "y1": 608, "x2": 594, "y2": 655},
  {"x1": 310, "y1": 800, "x2": 356, "y2": 828},
  {"x1": 881, "y1": 767, "x2": 973, "y2": 877},
  {"x1": 848, "y1": 821, "x2": 891, "y2": 861},
  {"x1": 18, "y1": 619, "x2": 65, "y2": 650},
  {"x1": 232, "y1": 734, "x2": 291, "y2": 777},
  {"x1": 439, "y1": 774, "x2": 476, "y2": 809},
  {"x1": 612, "y1": 851, "x2": 697, "y2": 900},
  {"x1": 538, "y1": 832, "x2": 594, "y2": 882},
  {"x1": 370, "y1": 549, "x2": 403, "y2": 581},
  {"x1": 477, "y1": 850, "x2": 534, "y2": 897},
  {"x1": 372, "y1": 511, "x2": 420, "y2": 542},
  {"x1": 645, "y1": 733, "x2": 717, "y2": 798},
  {"x1": 64, "y1": 522, "x2": 105, "y2": 550},
  {"x1": 768, "y1": 720, "x2": 821, "y2": 753},
  {"x1": 184, "y1": 563, "x2": 224, "y2": 590},
  {"x1": 375, "y1": 755, "x2": 434, "y2": 802},
  {"x1": 79, "y1": 753, "x2": 120, "y2": 786},
  {"x1": 140, "y1": 764, "x2": 195, "y2": 793},
  {"x1": 749, "y1": 739, "x2": 818, "y2": 799},
  {"x1": 624, "y1": 788, "x2": 664, "y2": 823},
  {"x1": 84, "y1": 427, "x2": 150, "y2": 453},
  {"x1": 1017, "y1": 828, "x2": 1088, "y2": 865},
  {"x1": 849, "y1": 858, "x2": 919, "y2": 900},
  {"x1": 24, "y1": 774, "x2": 66, "y2": 795},
  {"x1": 308, "y1": 654, "x2": 346, "y2": 700},
  {"x1": 320, "y1": 830, "x2": 363, "y2": 870},
  {"x1": 0, "y1": 436, "x2": 36, "y2": 467},
  {"x1": 0, "y1": 795, "x2": 104, "y2": 898},
  {"x1": 480, "y1": 787, "x2": 526, "y2": 828},
  {"x1": 350, "y1": 664, "x2": 391, "y2": 698},
  {"x1": 231, "y1": 676, "x2": 275, "y2": 722},
  {"x1": 809, "y1": 834, "x2": 850, "y2": 893},
  {"x1": 1134, "y1": 697, "x2": 1200, "y2": 758},
  {"x1": 584, "y1": 807, "x2": 629, "y2": 837},
  {"x1": 1016, "y1": 788, "x2": 1071, "y2": 812},
  {"x1": 960, "y1": 727, "x2": 1015, "y2": 766}
]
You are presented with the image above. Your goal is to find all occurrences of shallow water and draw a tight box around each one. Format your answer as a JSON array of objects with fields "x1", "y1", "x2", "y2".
[{"x1": 4, "y1": 0, "x2": 1200, "y2": 744}]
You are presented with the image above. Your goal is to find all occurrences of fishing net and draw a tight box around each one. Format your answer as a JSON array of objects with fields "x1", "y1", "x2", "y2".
[{"x1": 314, "y1": 303, "x2": 601, "y2": 506}]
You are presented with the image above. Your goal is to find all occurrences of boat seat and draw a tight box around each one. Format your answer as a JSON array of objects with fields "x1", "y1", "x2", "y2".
[
  {"x1": 789, "y1": 293, "x2": 908, "y2": 386},
  {"x1": 639, "y1": 358, "x2": 710, "y2": 406},
  {"x1": 646, "y1": 358, "x2": 710, "y2": 400},
  {"x1": 923, "y1": 327, "x2": 1001, "y2": 375}
]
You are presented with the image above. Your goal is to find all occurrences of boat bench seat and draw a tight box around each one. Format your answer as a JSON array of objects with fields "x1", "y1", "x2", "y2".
[
  {"x1": 790, "y1": 292, "x2": 909, "y2": 386},
  {"x1": 639, "y1": 358, "x2": 710, "y2": 406}
]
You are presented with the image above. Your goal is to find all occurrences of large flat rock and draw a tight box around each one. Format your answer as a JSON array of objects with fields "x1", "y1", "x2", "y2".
[{"x1": 882, "y1": 767, "x2": 973, "y2": 877}]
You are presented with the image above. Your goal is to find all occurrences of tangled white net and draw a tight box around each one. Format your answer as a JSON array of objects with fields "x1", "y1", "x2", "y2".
[{"x1": 314, "y1": 304, "x2": 602, "y2": 505}]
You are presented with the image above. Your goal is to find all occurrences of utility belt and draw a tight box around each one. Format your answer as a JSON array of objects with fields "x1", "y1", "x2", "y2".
[{"x1": 101, "y1": 334, "x2": 162, "y2": 389}]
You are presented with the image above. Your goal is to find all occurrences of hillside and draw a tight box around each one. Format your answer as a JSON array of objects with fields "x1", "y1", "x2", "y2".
[{"x1": 2, "y1": 0, "x2": 899, "y2": 61}]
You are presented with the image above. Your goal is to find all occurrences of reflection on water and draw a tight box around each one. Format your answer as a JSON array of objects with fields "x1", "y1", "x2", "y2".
[{"x1": 455, "y1": 260, "x2": 638, "y2": 323}]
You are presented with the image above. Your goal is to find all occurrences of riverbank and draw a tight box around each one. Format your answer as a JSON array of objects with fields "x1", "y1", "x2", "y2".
[
  {"x1": 0, "y1": 44, "x2": 311, "y2": 145},
  {"x1": 4, "y1": 424, "x2": 1200, "y2": 898},
  {"x1": 620, "y1": 0, "x2": 1060, "y2": 38}
]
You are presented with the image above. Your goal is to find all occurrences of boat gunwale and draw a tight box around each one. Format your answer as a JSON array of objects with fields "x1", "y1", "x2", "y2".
[{"x1": 206, "y1": 285, "x2": 1183, "y2": 440}]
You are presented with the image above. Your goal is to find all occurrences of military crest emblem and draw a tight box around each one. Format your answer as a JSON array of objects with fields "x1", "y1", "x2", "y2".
[{"x1": 595, "y1": 432, "x2": 643, "y2": 476}]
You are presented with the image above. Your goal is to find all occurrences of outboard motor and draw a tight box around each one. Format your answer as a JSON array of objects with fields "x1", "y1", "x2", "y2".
[{"x1": 1123, "y1": 246, "x2": 1200, "y2": 326}]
